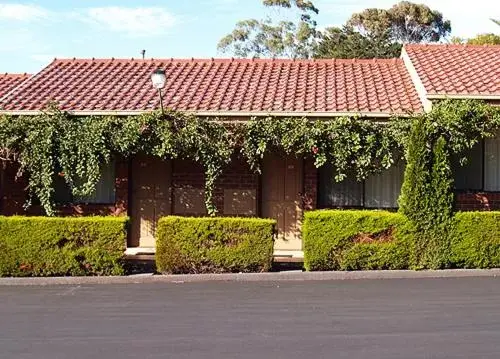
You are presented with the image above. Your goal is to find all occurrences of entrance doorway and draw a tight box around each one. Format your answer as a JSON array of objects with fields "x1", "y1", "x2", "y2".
[
  {"x1": 262, "y1": 153, "x2": 303, "y2": 251},
  {"x1": 130, "y1": 155, "x2": 171, "y2": 247}
]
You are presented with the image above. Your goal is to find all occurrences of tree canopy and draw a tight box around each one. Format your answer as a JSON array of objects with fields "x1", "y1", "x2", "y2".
[
  {"x1": 348, "y1": 1, "x2": 451, "y2": 43},
  {"x1": 217, "y1": 0, "x2": 319, "y2": 59},
  {"x1": 315, "y1": 26, "x2": 402, "y2": 59},
  {"x1": 452, "y1": 33, "x2": 500, "y2": 45},
  {"x1": 219, "y1": 1, "x2": 452, "y2": 60},
  {"x1": 316, "y1": 1, "x2": 451, "y2": 59},
  {"x1": 451, "y1": 19, "x2": 500, "y2": 45}
]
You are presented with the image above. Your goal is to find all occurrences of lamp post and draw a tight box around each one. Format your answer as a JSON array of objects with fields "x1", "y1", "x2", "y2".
[{"x1": 151, "y1": 69, "x2": 166, "y2": 114}]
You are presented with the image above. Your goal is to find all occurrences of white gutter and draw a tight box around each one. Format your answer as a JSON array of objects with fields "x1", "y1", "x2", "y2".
[
  {"x1": 0, "y1": 109, "x2": 414, "y2": 118},
  {"x1": 193, "y1": 111, "x2": 400, "y2": 118},
  {"x1": 426, "y1": 94, "x2": 500, "y2": 100}
]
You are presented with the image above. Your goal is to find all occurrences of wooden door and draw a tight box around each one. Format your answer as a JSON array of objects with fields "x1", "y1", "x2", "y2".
[
  {"x1": 262, "y1": 154, "x2": 303, "y2": 251},
  {"x1": 130, "y1": 155, "x2": 171, "y2": 248}
]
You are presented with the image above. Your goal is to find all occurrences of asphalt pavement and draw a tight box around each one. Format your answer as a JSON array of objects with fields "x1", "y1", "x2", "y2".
[{"x1": 1, "y1": 277, "x2": 499, "y2": 359}]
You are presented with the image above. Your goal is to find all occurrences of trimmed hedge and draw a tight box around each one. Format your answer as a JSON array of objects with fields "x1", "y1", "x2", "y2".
[
  {"x1": 303, "y1": 210, "x2": 500, "y2": 271},
  {"x1": 156, "y1": 216, "x2": 275, "y2": 274},
  {"x1": 450, "y1": 212, "x2": 500, "y2": 268},
  {"x1": 0, "y1": 216, "x2": 127, "y2": 277},
  {"x1": 303, "y1": 210, "x2": 409, "y2": 271},
  {"x1": 341, "y1": 242, "x2": 409, "y2": 271}
]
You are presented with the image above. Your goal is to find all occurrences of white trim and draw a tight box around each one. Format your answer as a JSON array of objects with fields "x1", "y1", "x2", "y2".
[
  {"x1": 0, "y1": 110, "x2": 145, "y2": 116},
  {"x1": 427, "y1": 94, "x2": 500, "y2": 100},
  {"x1": 0, "y1": 109, "x2": 413, "y2": 118},
  {"x1": 192, "y1": 111, "x2": 400, "y2": 118},
  {"x1": 401, "y1": 47, "x2": 432, "y2": 112}
]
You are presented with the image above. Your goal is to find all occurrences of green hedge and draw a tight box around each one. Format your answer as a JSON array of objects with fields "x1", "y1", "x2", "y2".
[
  {"x1": 156, "y1": 216, "x2": 275, "y2": 274},
  {"x1": 303, "y1": 210, "x2": 500, "y2": 271},
  {"x1": 450, "y1": 212, "x2": 500, "y2": 268},
  {"x1": 0, "y1": 216, "x2": 127, "y2": 277},
  {"x1": 341, "y1": 242, "x2": 409, "y2": 271},
  {"x1": 303, "y1": 210, "x2": 410, "y2": 271}
]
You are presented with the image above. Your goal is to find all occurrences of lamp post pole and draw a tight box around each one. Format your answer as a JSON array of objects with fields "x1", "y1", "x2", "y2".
[{"x1": 158, "y1": 88, "x2": 164, "y2": 115}]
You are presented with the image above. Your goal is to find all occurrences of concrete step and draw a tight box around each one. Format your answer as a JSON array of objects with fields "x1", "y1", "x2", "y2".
[{"x1": 124, "y1": 248, "x2": 304, "y2": 263}]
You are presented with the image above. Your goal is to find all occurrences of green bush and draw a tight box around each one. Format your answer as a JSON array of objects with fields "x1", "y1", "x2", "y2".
[
  {"x1": 398, "y1": 117, "x2": 433, "y2": 224},
  {"x1": 450, "y1": 212, "x2": 500, "y2": 268},
  {"x1": 156, "y1": 216, "x2": 276, "y2": 274},
  {"x1": 303, "y1": 210, "x2": 409, "y2": 271},
  {"x1": 0, "y1": 216, "x2": 127, "y2": 277},
  {"x1": 399, "y1": 118, "x2": 455, "y2": 269},
  {"x1": 341, "y1": 242, "x2": 409, "y2": 271}
]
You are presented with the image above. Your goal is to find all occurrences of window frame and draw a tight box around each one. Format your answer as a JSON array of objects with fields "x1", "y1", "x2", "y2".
[
  {"x1": 317, "y1": 163, "x2": 403, "y2": 210},
  {"x1": 54, "y1": 161, "x2": 117, "y2": 205},
  {"x1": 453, "y1": 138, "x2": 500, "y2": 193}
]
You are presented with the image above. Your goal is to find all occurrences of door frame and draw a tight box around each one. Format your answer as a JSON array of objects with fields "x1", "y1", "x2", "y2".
[
  {"x1": 260, "y1": 152, "x2": 305, "y2": 251},
  {"x1": 128, "y1": 155, "x2": 172, "y2": 248}
]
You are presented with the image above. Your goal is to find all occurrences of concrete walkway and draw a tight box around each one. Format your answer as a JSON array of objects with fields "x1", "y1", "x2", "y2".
[{"x1": 1, "y1": 268, "x2": 499, "y2": 285}]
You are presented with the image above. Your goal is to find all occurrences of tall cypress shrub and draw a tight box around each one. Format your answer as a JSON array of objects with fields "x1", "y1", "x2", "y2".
[
  {"x1": 398, "y1": 118, "x2": 432, "y2": 224},
  {"x1": 399, "y1": 119, "x2": 454, "y2": 269},
  {"x1": 429, "y1": 136, "x2": 454, "y2": 225},
  {"x1": 416, "y1": 136, "x2": 454, "y2": 268}
]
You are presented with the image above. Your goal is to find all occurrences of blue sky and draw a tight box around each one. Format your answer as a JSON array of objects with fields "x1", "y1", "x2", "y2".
[{"x1": 0, "y1": 0, "x2": 498, "y2": 73}]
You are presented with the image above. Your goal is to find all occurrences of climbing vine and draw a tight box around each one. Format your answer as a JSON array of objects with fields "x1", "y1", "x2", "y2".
[
  {"x1": 242, "y1": 116, "x2": 404, "y2": 181},
  {"x1": 0, "y1": 108, "x2": 234, "y2": 215},
  {"x1": 0, "y1": 99, "x2": 498, "y2": 217},
  {"x1": 399, "y1": 100, "x2": 500, "y2": 269}
]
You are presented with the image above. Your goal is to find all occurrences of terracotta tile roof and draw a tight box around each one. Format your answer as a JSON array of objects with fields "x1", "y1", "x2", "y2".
[
  {"x1": 0, "y1": 58, "x2": 423, "y2": 115},
  {"x1": 404, "y1": 44, "x2": 500, "y2": 96},
  {"x1": 0, "y1": 73, "x2": 30, "y2": 100}
]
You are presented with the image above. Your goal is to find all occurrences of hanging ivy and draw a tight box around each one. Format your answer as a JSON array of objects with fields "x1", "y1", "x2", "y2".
[
  {"x1": 398, "y1": 100, "x2": 500, "y2": 269},
  {"x1": 242, "y1": 116, "x2": 404, "y2": 181},
  {"x1": 0, "y1": 99, "x2": 497, "y2": 217},
  {"x1": 0, "y1": 109, "x2": 235, "y2": 216}
]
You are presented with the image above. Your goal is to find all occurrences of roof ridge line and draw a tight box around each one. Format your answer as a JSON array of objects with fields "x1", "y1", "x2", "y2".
[{"x1": 48, "y1": 57, "x2": 403, "y2": 64}]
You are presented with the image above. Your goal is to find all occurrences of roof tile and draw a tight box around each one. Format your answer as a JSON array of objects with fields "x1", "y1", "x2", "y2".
[
  {"x1": 0, "y1": 58, "x2": 423, "y2": 114},
  {"x1": 0, "y1": 73, "x2": 30, "y2": 100},
  {"x1": 405, "y1": 44, "x2": 500, "y2": 96}
]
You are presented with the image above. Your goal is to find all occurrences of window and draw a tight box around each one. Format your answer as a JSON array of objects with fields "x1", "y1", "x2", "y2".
[
  {"x1": 318, "y1": 166, "x2": 362, "y2": 207},
  {"x1": 452, "y1": 136, "x2": 500, "y2": 192},
  {"x1": 54, "y1": 161, "x2": 116, "y2": 204},
  {"x1": 318, "y1": 162, "x2": 404, "y2": 209},
  {"x1": 365, "y1": 162, "x2": 404, "y2": 208},
  {"x1": 453, "y1": 142, "x2": 483, "y2": 191},
  {"x1": 484, "y1": 136, "x2": 500, "y2": 191}
]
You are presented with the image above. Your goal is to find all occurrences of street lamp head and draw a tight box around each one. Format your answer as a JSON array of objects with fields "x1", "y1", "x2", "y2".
[{"x1": 151, "y1": 69, "x2": 166, "y2": 90}]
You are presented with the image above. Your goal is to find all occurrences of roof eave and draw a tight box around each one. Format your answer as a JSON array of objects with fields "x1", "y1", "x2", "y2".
[
  {"x1": 427, "y1": 94, "x2": 500, "y2": 100},
  {"x1": 0, "y1": 110, "x2": 414, "y2": 118}
]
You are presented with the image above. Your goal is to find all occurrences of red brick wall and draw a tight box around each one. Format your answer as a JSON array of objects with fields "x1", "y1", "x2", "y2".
[
  {"x1": 172, "y1": 159, "x2": 205, "y2": 188},
  {"x1": 0, "y1": 162, "x2": 30, "y2": 215},
  {"x1": 171, "y1": 159, "x2": 206, "y2": 215},
  {"x1": 172, "y1": 156, "x2": 259, "y2": 215},
  {"x1": 1, "y1": 155, "x2": 311, "y2": 217},
  {"x1": 303, "y1": 159, "x2": 317, "y2": 211},
  {"x1": 0, "y1": 158, "x2": 129, "y2": 216},
  {"x1": 455, "y1": 192, "x2": 500, "y2": 211},
  {"x1": 216, "y1": 156, "x2": 259, "y2": 215}
]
